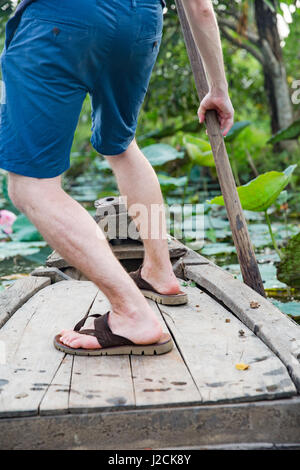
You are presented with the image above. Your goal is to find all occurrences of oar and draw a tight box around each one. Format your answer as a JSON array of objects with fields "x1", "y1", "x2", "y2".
[{"x1": 175, "y1": 0, "x2": 266, "y2": 297}]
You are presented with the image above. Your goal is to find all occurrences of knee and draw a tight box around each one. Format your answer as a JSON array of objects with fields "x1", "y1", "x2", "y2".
[
  {"x1": 104, "y1": 137, "x2": 137, "y2": 163},
  {"x1": 8, "y1": 174, "x2": 26, "y2": 212},
  {"x1": 8, "y1": 173, "x2": 37, "y2": 213},
  {"x1": 8, "y1": 173, "x2": 62, "y2": 213}
]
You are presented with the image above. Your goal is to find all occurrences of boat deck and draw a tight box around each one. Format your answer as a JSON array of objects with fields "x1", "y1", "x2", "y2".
[{"x1": 0, "y1": 247, "x2": 300, "y2": 449}]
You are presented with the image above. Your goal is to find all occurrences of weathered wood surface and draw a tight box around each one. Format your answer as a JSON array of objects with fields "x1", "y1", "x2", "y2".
[
  {"x1": 0, "y1": 278, "x2": 297, "y2": 421},
  {"x1": 67, "y1": 290, "x2": 135, "y2": 414},
  {"x1": 0, "y1": 281, "x2": 98, "y2": 418},
  {"x1": 46, "y1": 238, "x2": 187, "y2": 268},
  {"x1": 41, "y1": 292, "x2": 200, "y2": 415},
  {"x1": 1, "y1": 397, "x2": 300, "y2": 450},
  {"x1": 39, "y1": 355, "x2": 73, "y2": 416},
  {"x1": 30, "y1": 267, "x2": 72, "y2": 283},
  {"x1": 0, "y1": 276, "x2": 51, "y2": 329},
  {"x1": 159, "y1": 283, "x2": 296, "y2": 403},
  {"x1": 184, "y1": 261, "x2": 300, "y2": 392},
  {"x1": 131, "y1": 301, "x2": 201, "y2": 408}
]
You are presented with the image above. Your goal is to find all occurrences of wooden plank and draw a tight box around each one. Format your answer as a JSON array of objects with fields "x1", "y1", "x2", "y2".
[
  {"x1": 169, "y1": 236, "x2": 212, "y2": 266},
  {"x1": 0, "y1": 397, "x2": 299, "y2": 449},
  {"x1": 131, "y1": 301, "x2": 201, "y2": 407},
  {"x1": 184, "y1": 262, "x2": 300, "y2": 393},
  {"x1": 68, "y1": 291, "x2": 135, "y2": 413},
  {"x1": 0, "y1": 276, "x2": 51, "y2": 329},
  {"x1": 111, "y1": 240, "x2": 187, "y2": 260},
  {"x1": 158, "y1": 284, "x2": 296, "y2": 403},
  {"x1": 30, "y1": 267, "x2": 72, "y2": 283},
  {"x1": 0, "y1": 281, "x2": 98, "y2": 418},
  {"x1": 39, "y1": 355, "x2": 73, "y2": 416},
  {"x1": 69, "y1": 293, "x2": 200, "y2": 411},
  {"x1": 46, "y1": 238, "x2": 187, "y2": 268}
]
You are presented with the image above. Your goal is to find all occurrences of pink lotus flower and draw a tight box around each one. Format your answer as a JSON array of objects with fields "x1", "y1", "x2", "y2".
[{"x1": 0, "y1": 210, "x2": 17, "y2": 234}]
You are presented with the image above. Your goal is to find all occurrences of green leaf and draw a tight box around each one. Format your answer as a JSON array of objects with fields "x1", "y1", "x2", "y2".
[
  {"x1": 267, "y1": 119, "x2": 300, "y2": 144},
  {"x1": 207, "y1": 165, "x2": 297, "y2": 212},
  {"x1": 12, "y1": 214, "x2": 43, "y2": 242},
  {"x1": 141, "y1": 144, "x2": 184, "y2": 166},
  {"x1": 224, "y1": 121, "x2": 251, "y2": 143},
  {"x1": 183, "y1": 135, "x2": 215, "y2": 167}
]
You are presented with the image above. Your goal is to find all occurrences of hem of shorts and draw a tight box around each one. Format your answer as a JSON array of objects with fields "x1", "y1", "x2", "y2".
[
  {"x1": 91, "y1": 136, "x2": 135, "y2": 156},
  {"x1": 0, "y1": 161, "x2": 69, "y2": 178}
]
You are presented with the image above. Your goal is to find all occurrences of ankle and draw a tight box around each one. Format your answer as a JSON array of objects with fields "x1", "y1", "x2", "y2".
[
  {"x1": 110, "y1": 300, "x2": 153, "y2": 320},
  {"x1": 141, "y1": 262, "x2": 174, "y2": 280}
]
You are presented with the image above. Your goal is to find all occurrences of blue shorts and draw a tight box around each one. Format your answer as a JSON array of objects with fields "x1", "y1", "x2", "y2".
[{"x1": 0, "y1": 0, "x2": 165, "y2": 178}]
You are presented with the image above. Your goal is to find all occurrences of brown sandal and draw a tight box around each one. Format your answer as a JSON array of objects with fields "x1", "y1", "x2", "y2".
[
  {"x1": 54, "y1": 312, "x2": 173, "y2": 356},
  {"x1": 129, "y1": 266, "x2": 188, "y2": 305}
]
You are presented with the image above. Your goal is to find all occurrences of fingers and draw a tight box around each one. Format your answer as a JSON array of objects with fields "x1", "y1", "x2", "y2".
[
  {"x1": 198, "y1": 95, "x2": 211, "y2": 123},
  {"x1": 198, "y1": 93, "x2": 234, "y2": 136},
  {"x1": 221, "y1": 116, "x2": 234, "y2": 136},
  {"x1": 197, "y1": 104, "x2": 206, "y2": 124}
]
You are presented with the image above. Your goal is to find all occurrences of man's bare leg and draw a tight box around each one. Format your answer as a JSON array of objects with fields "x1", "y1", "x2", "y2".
[
  {"x1": 8, "y1": 173, "x2": 162, "y2": 350},
  {"x1": 105, "y1": 138, "x2": 181, "y2": 295}
]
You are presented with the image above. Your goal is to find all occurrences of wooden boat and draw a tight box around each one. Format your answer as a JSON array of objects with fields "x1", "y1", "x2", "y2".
[{"x1": 0, "y1": 197, "x2": 299, "y2": 450}]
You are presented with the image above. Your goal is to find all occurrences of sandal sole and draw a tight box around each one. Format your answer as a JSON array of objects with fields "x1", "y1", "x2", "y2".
[
  {"x1": 54, "y1": 335, "x2": 173, "y2": 356},
  {"x1": 141, "y1": 289, "x2": 188, "y2": 305}
]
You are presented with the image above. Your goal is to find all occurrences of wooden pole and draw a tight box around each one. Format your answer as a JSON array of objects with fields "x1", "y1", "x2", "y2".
[{"x1": 175, "y1": 0, "x2": 266, "y2": 297}]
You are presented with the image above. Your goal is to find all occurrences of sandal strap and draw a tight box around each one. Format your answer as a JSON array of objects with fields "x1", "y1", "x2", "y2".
[
  {"x1": 79, "y1": 312, "x2": 135, "y2": 348},
  {"x1": 74, "y1": 313, "x2": 100, "y2": 332},
  {"x1": 129, "y1": 265, "x2": 158, "y2": 293}
]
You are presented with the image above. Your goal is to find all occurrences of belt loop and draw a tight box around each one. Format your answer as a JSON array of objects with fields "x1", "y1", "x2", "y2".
[{"x1": 131, "y1": 0, "x2": 137, "y2": 9}]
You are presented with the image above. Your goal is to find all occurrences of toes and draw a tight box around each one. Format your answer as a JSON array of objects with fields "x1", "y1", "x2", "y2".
[
  {"x1": 60, "y1": 331, "x2": 78, "y2": 345},
  {"x1": 80, "y1": 335, "x2": 101, "y2": 350},
  {"x1": 59, "y1": 331, "x2": 100, "y2": 350},
  {"x1": 68, "y1": 337, "x2": 83, "y2": 349}
]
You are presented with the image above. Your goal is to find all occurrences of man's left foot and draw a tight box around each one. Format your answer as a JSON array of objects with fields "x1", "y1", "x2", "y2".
[{"x1": 59, "y1": 307, "x2": 163, "y2": 350}]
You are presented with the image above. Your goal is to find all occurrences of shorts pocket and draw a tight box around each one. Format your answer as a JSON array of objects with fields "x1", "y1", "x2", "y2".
[
  {"x1": 25, "y1": 17, "x2": 89, "y2": 37},
  {"x1": 131, "y1": 34, "x2": 163, "y2": 58},
  {"x1": 136, "y1": 2, "x2": 163, "y2": 42},
  {"x1": 129, "y1": 33, "x2": 162, "y2": 100}
]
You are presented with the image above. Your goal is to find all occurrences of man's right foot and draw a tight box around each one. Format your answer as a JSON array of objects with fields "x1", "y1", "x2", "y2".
[{"x1": 129, "y1": 265, "x2": 188, "y2": 305}]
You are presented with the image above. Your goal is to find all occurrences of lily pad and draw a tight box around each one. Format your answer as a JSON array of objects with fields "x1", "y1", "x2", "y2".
[
  {"x1": 141, "y1": 144, "x2": 184, "y2": 167},
  {"x1": 183, "y1": 135, "x2": 215, "y2": 167},
  {"x1": 12, "y1": 214, "x2": 43, "y2": 242},
  {"x1": 270, "y1": 299, "x2": 300, "y2": 323},
  {"x1": 0, "y1": 241, "x2": 47, "y2": 261},
  {"x1": 223, "y1": 261, "x2": 287, "y2": 289},
  {"x1": 158, "y1": 174, "x2": 187, "y2": 190},
  {"x1": 207, "y1": 165, "x2": 297, "y2": 212},
  {"x1": 200, "y1": 243, "x2": 236, "y2": 256}
]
